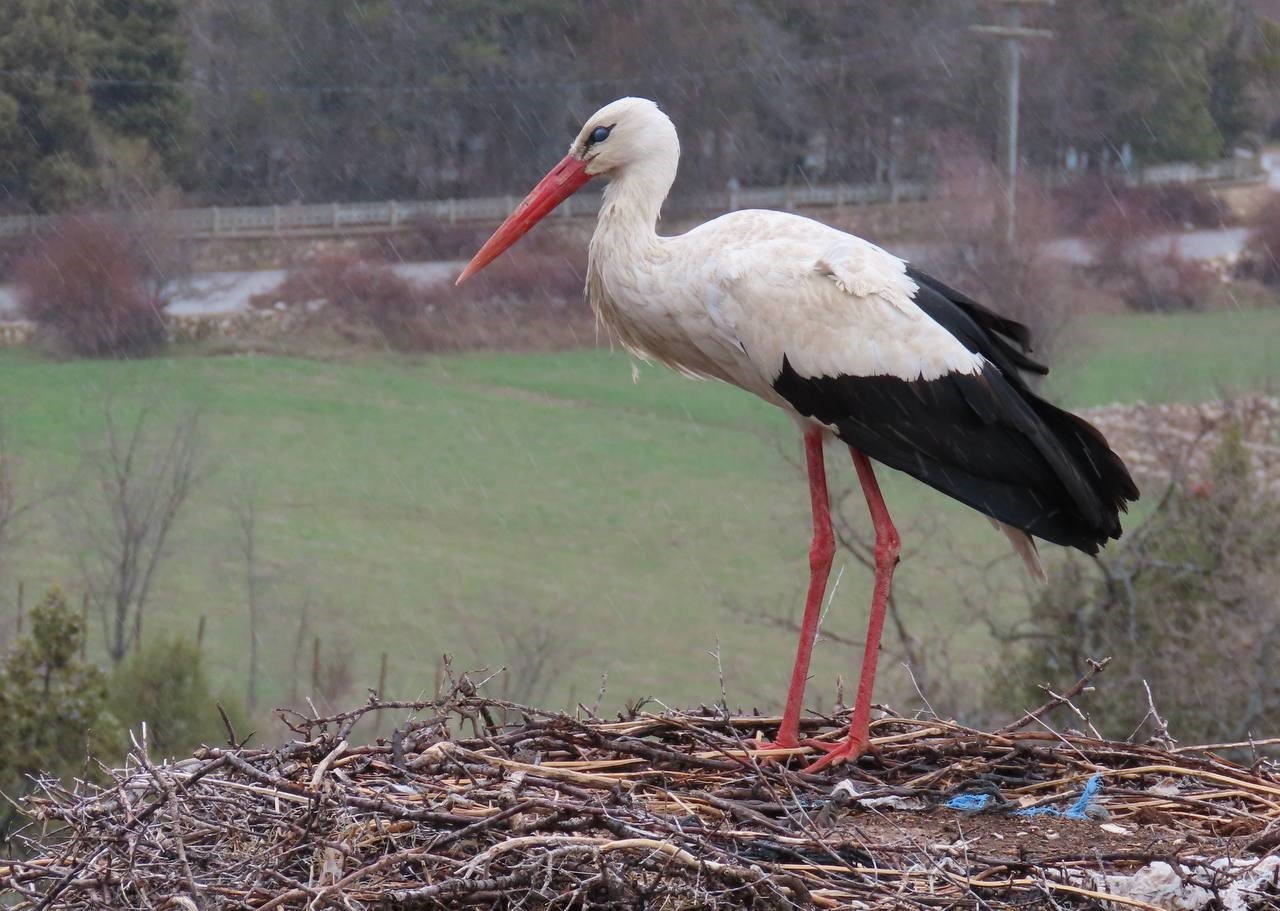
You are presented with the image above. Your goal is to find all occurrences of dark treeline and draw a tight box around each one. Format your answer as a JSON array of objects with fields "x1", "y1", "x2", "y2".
[{"x1": 2, "y1": 0, "x2": 1278, "y2": 212}]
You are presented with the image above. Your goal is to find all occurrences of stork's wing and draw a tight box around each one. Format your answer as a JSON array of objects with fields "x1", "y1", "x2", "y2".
[{"x1": 727, "y1": 239, "x2": 1137, "y2": 554}]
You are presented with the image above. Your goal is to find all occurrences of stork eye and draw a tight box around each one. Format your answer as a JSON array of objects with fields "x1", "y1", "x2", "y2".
[{"x1": 588, "y1": 125, "x2": 611, "y2": 145}]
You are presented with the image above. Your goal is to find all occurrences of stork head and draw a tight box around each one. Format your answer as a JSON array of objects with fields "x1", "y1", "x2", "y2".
[
  {"x1": 456, "y1": 97, "x2": 677, "y2": 284},
  {"x1": 570, "y1": 97, "x2": 679, "y2": 179}
]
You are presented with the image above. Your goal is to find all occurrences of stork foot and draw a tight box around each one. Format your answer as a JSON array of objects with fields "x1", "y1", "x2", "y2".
[
  {"x1": 800, "y1": 735, "x2": 870, "y2": 773},
  {"x1": 744, "y1": 733, "x2": 807, "y2": 763}
]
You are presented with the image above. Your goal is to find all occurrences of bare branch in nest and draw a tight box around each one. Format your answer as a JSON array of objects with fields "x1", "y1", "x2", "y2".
[
  {"x1": 1131, "y1": 678, "x2": 1176, "y2": 750},
  {"x1": 997, "y1": 657, "x2": 1112, "y2": 735},
  {"x1": 9, "y1": 675, "x2": 1280, "y2": 910}
]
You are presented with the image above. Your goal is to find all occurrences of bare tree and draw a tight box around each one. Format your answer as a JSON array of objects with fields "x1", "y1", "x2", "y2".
[
  {"x1": 70, "y1": 403, "x2": 204, "y2": 664},
  {"x1": 452, "y1": 600, "x2": 586, "y2": 708},
  {"x1": 234, "y1": 481, "x2": 265, "y2": 712},
  {"x1": 0, "y1": 424, "x2": 47, "y2": 632},
  {"x1": 311, "y1": 635, "x2": 355, "y2": 710},
  {"x1": 287, "y1": 597, "x2": 312, "y2": 708},
  {"x1": 0, "y1": 427, "x2": 23, "y2": 584}
]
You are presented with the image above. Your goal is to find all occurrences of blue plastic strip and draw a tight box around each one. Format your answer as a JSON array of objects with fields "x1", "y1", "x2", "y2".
[
  {"x1": 945, "y1": 792, "x2": 993, "y2": 812},
  {"x1": 944, "y1": 773, "x2": 1103, "y2": 819}
]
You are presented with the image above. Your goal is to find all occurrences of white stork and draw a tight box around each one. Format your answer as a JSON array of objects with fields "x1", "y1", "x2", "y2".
[{"x1": 457, "y1": 98, "x2": 1138, "y2": 771}]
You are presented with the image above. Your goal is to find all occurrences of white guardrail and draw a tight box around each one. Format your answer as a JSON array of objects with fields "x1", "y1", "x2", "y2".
[
  {"x1": 0, "y1": 181, "x2": 931, "y2": 240},
  {"x1": 0, "y1": 157, "x2": 1262, "y2": 241}
]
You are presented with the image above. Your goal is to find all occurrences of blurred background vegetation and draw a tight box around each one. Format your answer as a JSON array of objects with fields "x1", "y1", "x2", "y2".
[{"x1": 1, "y1": 0, "x2": 1279, "y2": 211}]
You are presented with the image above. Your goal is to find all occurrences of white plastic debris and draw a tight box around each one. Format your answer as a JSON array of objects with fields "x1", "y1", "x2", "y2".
[
  {"x1": 1074, "y1": 855, "x2": 1280, "y2": 910},
  {"x1": 829, "y1": 779, "x2": 927, "y2": 811},
  {"x1": 1215, "y1": 855, "x2": 1280, "y2": 911},
  {"x1": 1146, "y1": 777, "x2": 1182, "y2": 798},
  {"x1": 858, "y1": 795, "x2": 929, "y2": 811},
  {"x1": 1089, "y1": 861, "x2": 1211, "y2": 909}
]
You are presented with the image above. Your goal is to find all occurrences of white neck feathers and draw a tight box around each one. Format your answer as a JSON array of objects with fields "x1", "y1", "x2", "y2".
[{"x1": 597, "y1": 152, "x2": 677, "y2": 242}]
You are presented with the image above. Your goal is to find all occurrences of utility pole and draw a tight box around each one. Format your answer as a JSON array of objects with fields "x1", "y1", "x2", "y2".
[{"x1": 971, "y1": 1, "x2": 1054, "y2": 247}]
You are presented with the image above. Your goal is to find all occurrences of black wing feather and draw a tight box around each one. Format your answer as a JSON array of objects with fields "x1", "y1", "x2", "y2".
[
  {"x1": 773, "y1": 268, "x2": 1138, "y2": 554},
  {"x1": 906, "y1": 267, "x2": 1049, "y2": 382}
]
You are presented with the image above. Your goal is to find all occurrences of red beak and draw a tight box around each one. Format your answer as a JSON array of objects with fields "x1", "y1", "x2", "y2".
[{"x1": 455, "y1": 154, "x2": 592, "y2": 284}]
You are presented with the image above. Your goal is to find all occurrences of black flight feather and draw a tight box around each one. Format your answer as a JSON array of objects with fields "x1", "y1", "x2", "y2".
[
  {"x1": 772, "y1": 268, "x2": 1138, "y2": 554},
  {"x1": 906, "y1": 267, "x2": 1049, "y2": 382}
]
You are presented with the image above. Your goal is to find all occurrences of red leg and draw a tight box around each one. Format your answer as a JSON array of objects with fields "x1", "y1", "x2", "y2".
[
  {"x1": 752, "y1": 427, "x2": 834, "y2": 752},
  {"x1": 804, "y1": 447, "x2": 900, "y2": 772}
]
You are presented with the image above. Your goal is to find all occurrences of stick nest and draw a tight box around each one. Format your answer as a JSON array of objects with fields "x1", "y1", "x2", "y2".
[{"x1": 7, "y1": 688, "x2": 1280, "y2": 910}]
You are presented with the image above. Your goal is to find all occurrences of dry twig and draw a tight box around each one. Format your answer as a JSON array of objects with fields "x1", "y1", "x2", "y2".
[{"x1": 6, "y1": 681, "x2": 1280, "y2": 910}]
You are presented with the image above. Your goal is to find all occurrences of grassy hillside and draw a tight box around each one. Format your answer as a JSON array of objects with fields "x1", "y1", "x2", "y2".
[
  {"x1": 0, "y1": 307, "x2": 1276, "y2": 720},
  {"x1": 1050, "y1": 309, "x2": 1280, "y2": 406}
]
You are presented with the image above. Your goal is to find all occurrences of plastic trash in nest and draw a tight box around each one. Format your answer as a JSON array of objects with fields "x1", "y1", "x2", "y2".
[
  {"x1": 819, "y1": 773, "x2": 1115, "y2": 829},
  {"x1": 1071, "y1": 855, "x2": 1280, "y2": 911},
  {"x1": 815, "y1": 779, "x2": 930, "y2": 826},
  {"x1": 945, "y1": 772, "x2": 1108, "y2": 821},
  {"x1": 829, "y1": 779, "x2": 929, "y2": 812}
]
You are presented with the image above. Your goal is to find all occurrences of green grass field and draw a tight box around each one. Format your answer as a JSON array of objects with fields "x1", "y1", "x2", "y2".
[{"x1": 0, "y1": 307, "x2": 1276, "y2": 719}]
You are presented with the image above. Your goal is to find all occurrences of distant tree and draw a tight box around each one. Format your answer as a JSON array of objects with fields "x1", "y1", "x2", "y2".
[
  {"x1": 233, "y1": 482, "x2": 266, "y2": 713},
  {"x1": 89, "y1": 0, "x2": 190, "y2": 182},
  {"x1": 0, "y1": 588, "x2": 124, "y2": 836},
  {"x1": 1206, "y1": 0, "x2": 1275, "y2": 149},
  {"x1": 108, "y1": 636, "x2": 249, "y2": 758},
  {"x1": 1113, "y1": 0, "x2": 1225, "y2": 163},
  {"x1": 70, "y1": 403, "x2": 203, "y2": 665},
  {"x1": 0, "y1": 0, "x2": 97, "y2": 211},
  {"x1": 170, "y1": 0, "x2": 1280, "y2": 204},
  {"x1": 0, "y1": 428, "x2": 23, "y2": 585},
  {"x1": 757, "y1": 1, "x2": 978, "y2": 186},
  {"x1": 1028, "y1": 0, "x2": 1228, "y2": 166}
]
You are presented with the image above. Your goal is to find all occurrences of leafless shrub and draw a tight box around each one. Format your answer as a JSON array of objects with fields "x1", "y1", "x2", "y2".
[
  {"x1": 1240, "y1": 193, "x2": 1280, "y2": 285},
  {"x1": 1055, "y1": 177, "x2": 1228, "y2": 235},
  {"x1": 17, "y1": 216, "x2": 168, "y2": 357},
  {"x1": 914, "y1": 142, "x2": 1076, "y2": 360},
  {"x1": 250, "y1": 253, "x2": 427, "y2": 350},
  {"x1": 1138, "y1": 184, "x2": 1230, "y2": 230},
  {"x1": 312, "y1": 638, "x2": 355, "y2": 710},
  {"x1": 68, "y1": 403, "x2": 204, "y2": 665},
  {"x1": 118, "y1": 211, "x2": 196, "y2": 309},
  {"x1": 253, "y1": 236, "x2": 591, "y2": 353},
  {"x1": 991, "y1": 403, "x2": 1280, "y2": 745},
  {"x1": 451, "y1": 600, "x2": 587, "y2": 708},
  {"x1": 369, "y1": 215, "x2": 492, "y2": 263},
  {"x1": 421, "y1": 236, "x2": 591, "y2": 352},
  {"x1": 1084, "y1": 206, "x2": 1220, "y2": 312},
  {"x1": 0, "y1": 237, "x2": 27, "y2": 284}
]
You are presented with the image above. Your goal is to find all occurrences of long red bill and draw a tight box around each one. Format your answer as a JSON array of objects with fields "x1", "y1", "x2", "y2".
[{"x1": 455, "y1": 154, "x2": 592, "y2": 284}]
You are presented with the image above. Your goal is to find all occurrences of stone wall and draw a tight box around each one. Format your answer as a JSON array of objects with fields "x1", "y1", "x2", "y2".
[
  {"x1": 0, "y1": 321, "x2": 35, "y2": 346},
  {"x1": 0, "y1": 310, "x2": 300, "y2": 348},
  {"x1": 165, "y1": 309, "x2": 300, "y2": 344}
]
